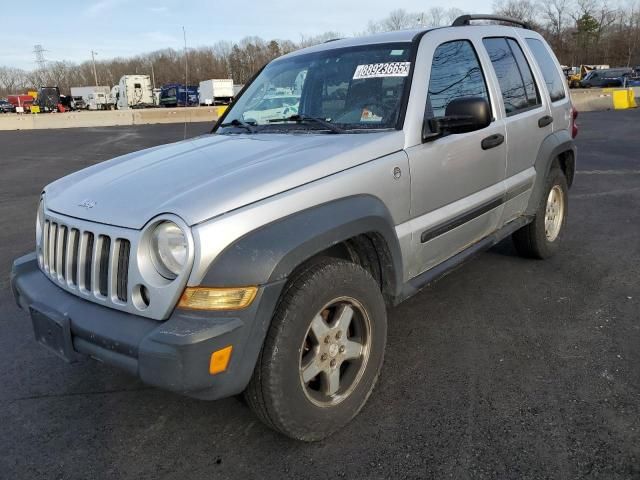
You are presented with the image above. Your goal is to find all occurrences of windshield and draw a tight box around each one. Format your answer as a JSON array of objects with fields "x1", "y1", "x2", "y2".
[{"x1": 219, "y1": 42, "x2": 414, "y2": 133}]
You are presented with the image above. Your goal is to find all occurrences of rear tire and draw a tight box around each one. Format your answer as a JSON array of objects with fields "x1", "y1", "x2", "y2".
[
  {"x1": 244, "y1": 259, "x2": 387, "y2": 441},
  {"x1": 513, "y1": 165, "x2": 568, "y2": 259}
]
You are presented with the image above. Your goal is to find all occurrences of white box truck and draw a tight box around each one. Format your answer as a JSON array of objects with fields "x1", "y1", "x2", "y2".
[
  {"x1": 114, "y1": 75, "x2": 154, "y2": 110},
  {"x1": 70, "y1": 86, "x2": 112, "y2": 110},
  {"x1": 198, "y1": 79, "x2": 234, "y2": 105}
]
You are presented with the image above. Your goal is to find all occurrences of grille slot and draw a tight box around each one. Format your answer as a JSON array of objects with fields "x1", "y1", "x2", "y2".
[
  {"x1": 70, "y1": 229, "x2": 80, "y2": 286},
  {"x1": 40, "y1": 218, "x2": 131, "y2": 306},
  {"x1": 98, "y1": 236, "x2": 111, "y2": 297},
  {"x1": 116, "y1": 240, "x2": 131, "y2": 302},
  {"x1": 83, "y1": 232, "x2": 94, "y2": 291}
]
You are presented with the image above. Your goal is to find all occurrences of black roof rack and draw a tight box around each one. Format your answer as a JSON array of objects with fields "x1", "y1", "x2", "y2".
[{"x1": 452, "y1": 14, "x2": 532, "y2": 30}]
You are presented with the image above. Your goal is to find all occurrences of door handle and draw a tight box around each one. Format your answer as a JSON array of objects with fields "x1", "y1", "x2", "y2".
[
  {"x1": 481, "y1": 133, "x2": 504, "y2": 150},
  {"x1": 538, "y1": 115, "x2": 553, "y2": 128}
]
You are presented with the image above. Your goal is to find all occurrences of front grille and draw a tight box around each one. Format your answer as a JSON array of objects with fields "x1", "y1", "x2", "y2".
[{"x1": 41, "y1": 219, "x2": 131, "y2": 303}]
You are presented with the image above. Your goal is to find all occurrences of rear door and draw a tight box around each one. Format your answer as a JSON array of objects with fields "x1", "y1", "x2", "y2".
[
  {"x1": 520, "y1": 35, "x2": 571, "y2": 135},
  {"x1": 404, "y1": 29, "x2": 507, "y2": 278},
  {"x1": 481, "y1": 35, "x2": 551, "y2": 225}
]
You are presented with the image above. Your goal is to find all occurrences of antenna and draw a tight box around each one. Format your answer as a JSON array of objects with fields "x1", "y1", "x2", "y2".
[
  {"x1": 33, "y1": 44, "x2": 47, "y2": 70},
  {"x1": 183, "y1": 26, "x2": 188, "y2": 140}
]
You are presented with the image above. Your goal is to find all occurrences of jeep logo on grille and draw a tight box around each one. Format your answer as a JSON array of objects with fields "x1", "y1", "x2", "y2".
[{"x1": 78, "y1": 199, "x2": 96, "y2": 209}]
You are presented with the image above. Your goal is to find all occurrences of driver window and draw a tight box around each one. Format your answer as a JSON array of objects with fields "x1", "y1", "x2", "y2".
[{"x1": 426, "y1": 40, "x2": 490, "y2": 126}]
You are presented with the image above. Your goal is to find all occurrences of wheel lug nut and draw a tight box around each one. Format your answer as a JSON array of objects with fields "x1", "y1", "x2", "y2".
[
  {"x1": 321, "y1": 353, "x2": 328, "y2": 361},
  {"x1": 335, "y1": 331, "x2": 342, "y2": 340},
  {"x1": 330, "y1": 359, "x2": 336, "y2": 368},
  {"x1": 324, "y1": 335, "x2": 331, "y2": 344},
  {"x1": 339, "y1": 345, "x2": 345, "y2": 353}
]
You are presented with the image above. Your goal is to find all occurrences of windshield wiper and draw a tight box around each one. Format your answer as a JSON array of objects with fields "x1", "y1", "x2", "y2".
[
  {"x1": 219, "y1": 118, "x2": 256, "y2": 133},
  {"x1": 268, "y1": 114, "x2": 345, "y2": 133}
]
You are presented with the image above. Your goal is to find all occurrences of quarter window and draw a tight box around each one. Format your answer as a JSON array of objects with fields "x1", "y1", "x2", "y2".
[
  {"x1": 525, "y1": 38, "x2": 566, "y2": 102},
  {"x1": 426, "y1": 40, "x2": 490, "y2": 122},
  {"x1": 483, "y1": 38, "x2": 540, "y2": 116}
]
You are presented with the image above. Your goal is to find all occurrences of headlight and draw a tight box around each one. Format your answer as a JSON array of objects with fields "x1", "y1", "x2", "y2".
[
  {"x1": 149, "y1": 221, "x2": 188, "y2": 279},
  {"x1": 36, "y1": 197, "x2": 45, "y2": 245}
]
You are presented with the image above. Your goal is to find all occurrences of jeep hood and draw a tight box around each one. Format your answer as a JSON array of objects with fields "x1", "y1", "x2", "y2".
[{"x1": 45, "y1": 131, "x2": 405, "y2": 229}]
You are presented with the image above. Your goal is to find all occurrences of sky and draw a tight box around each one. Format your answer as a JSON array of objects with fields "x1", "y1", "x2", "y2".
[{"x1": 0, "y1": 0, "x2": 488, "y2": 70}]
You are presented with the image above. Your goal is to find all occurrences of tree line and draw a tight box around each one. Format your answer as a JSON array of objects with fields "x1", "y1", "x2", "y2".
[{"x1": 1, "y1": 2, "x2": 639, "y2": 98}]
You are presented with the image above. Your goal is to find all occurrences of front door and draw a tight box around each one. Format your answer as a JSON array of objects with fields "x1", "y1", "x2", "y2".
[{"x1": 404, "y1": 32, "x2": 507, "y2": 278}]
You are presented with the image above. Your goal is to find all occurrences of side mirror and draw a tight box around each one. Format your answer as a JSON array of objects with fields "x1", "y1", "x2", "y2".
[{"x1": 423, "y1": 97, "x2": 492, "y2": 141}]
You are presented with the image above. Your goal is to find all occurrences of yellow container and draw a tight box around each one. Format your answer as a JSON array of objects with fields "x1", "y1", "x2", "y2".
[
  {"x1": 612, "y1": 89, "x2": 631, "y2": 109},
  {"x1": 628, "y1": 88, "x2": 637, "y2": 108},
  {"x1": 30, "y1": 105, "x2": 40, "y2": 114},
  {"x1": 214, "y1": 105, "x2": 228, "y2": 117}
]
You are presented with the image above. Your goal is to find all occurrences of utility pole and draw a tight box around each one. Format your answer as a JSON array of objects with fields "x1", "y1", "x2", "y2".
[
  {"x1": 150, "y1": 61, "x2": 156, "y2": 89},
  {"x1": 91, "y1": 50, "x2": 99, "y2": 87}
]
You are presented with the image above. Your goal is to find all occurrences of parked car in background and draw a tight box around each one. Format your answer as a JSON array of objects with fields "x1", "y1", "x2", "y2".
[
  {"x1": 0, "y1": 99, "x2": 16, "y2": 113},
  {"x1": 114, "y1": 75, "x2": 154, "y2": 109},
  {"x1": 70, "y1": 86, "x2": 113, "y2": 110},
  {"x1": 160, "y1": 83, "x2": 199, "y2": 107},
  {"x1": 7, "y1": 94, "x2": 34, "y2": 112},
  {"x1": 199, "y1": 79, "x2": 234, "y2": 105},
  {"x1": 32, "y1": 86, "x2": 61, "y2": 112},
  {"x1": 579, "y1": 68, "x2": 633, "y2": 88}
]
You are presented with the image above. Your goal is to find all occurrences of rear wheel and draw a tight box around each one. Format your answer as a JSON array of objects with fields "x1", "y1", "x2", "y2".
[
  {"x1": 513, "y1": 165, "x2": 568, "y2": 259},
  {"x1": 244, "y1": 259, "x2": 387, "y2": 441}
]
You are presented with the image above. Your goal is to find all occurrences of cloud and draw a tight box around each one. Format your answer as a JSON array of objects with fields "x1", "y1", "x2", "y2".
[
  {"x1": 141, "y1": 31, "x2": 179, "y2": 46},
  {"x1": 148, "y1": 6, "x2": 169, "y2": 14},
  {"x1": 84, "y1": 0, "x2": 120, "y2": 18}
]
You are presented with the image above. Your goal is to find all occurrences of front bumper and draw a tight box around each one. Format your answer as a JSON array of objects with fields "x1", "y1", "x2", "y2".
[{"x1": 11, "y1": 252, "x2": 284, "y2": 400}]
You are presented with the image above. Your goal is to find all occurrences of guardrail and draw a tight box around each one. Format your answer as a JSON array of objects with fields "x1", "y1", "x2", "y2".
[
  {"x1": 0, "y1": 90, "x2": 637, "y2": 132},
  {"x1": 0, "y1": 106, "x2": 227, "y2": 131},
  {"x1": 570, "y1": 87, "x2": 639, "y2": 111}
]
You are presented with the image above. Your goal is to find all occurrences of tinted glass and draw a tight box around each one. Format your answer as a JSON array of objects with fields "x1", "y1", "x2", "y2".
[
  {"x1": 222, "y1": 43, "x2": 414, "y2": 131},
  {"x1": 483, "y1": 37, "x2": 540, "y2": 116},
  {"x1": 426, "y1": 40, "x2": 489, "y2": 120},
  {"x1": 525, "y1": 38, "x2": 566, "y2": 102}
]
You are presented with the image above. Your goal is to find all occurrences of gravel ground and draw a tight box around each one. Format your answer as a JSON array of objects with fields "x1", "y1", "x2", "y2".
[{"x1": 0, "y1": 112, "x2": 638, "y2": 479}]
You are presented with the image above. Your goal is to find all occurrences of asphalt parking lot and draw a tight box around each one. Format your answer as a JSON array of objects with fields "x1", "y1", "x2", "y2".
[{"x1": 1, "y1": 111, "x2": 639, "y2": 479}]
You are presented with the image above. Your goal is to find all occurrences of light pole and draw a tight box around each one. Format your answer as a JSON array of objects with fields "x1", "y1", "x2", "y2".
[
  {"x1": 150, "y1": 61, "x2": 156, "y2": 89},
  {"x1": 91, "y1": 50, "x2": 99, "y2": 87}
]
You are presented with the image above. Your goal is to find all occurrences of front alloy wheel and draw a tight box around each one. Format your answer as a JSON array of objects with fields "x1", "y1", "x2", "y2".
[
  {"x1": 244, "y1": 259, "x2": 387, "y2": 441},
  {"x1": 300, "y1": 297, "x2": 372, "y2": 407}
]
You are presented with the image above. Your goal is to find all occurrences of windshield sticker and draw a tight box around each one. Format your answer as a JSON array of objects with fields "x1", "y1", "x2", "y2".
[
  {"x1": 360, "y1": 108, "x2": 383, "y2": 122},
  {"x1": 353, "y1": 62, "x2": 411, "y2": 79},
  {"x1": 390, "y1": 49, "x2": 405, "y2": 56}
]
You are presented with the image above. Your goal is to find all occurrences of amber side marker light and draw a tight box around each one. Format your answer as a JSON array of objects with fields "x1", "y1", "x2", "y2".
[
  {"x1": 178, "y1": 286, "x2": 258, "y2": 311},
  {"x1": 210, "y1": 345, "x2": 233, "y2": 375}
]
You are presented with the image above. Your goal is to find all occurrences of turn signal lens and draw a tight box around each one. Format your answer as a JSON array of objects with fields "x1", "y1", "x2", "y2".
[
  {"x1": 209, "y1": 345, "x2": 233, "y2": 375},
  {"x1": 178, "y1": 286, "x2": 258, "y2": 311}
]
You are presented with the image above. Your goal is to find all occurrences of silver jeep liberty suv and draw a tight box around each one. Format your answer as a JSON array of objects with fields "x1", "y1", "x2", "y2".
[{"x1": 11, "y1": 14, "x2": 577, "y2": 441}]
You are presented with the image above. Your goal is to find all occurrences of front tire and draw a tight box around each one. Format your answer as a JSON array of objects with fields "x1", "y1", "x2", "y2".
[
  {"x1": 513, "y1": 165, "x2": 568, "y2": 259},
  {"x1": 244, "y1": 259, "x2": 387, "y2": 441}
]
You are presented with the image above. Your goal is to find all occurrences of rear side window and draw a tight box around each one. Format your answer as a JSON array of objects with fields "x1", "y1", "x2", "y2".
[
  {"x1": 426, "y1": 40, "x2": 490, "y2": 119},
  {"x1": 483, "y1": 37, "x2": 540, "y2": 116},
  {"x1": 525, "y1": 38, "x2": 566, "y2": 102}
]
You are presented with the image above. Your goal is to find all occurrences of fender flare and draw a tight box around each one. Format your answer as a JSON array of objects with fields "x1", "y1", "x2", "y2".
[
  {"x1": 526, "y1": 130, "x2": 576, "y2": 216},
  {"x1": 200, "y1": 195, "x2": 404, "y2": 297}
]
